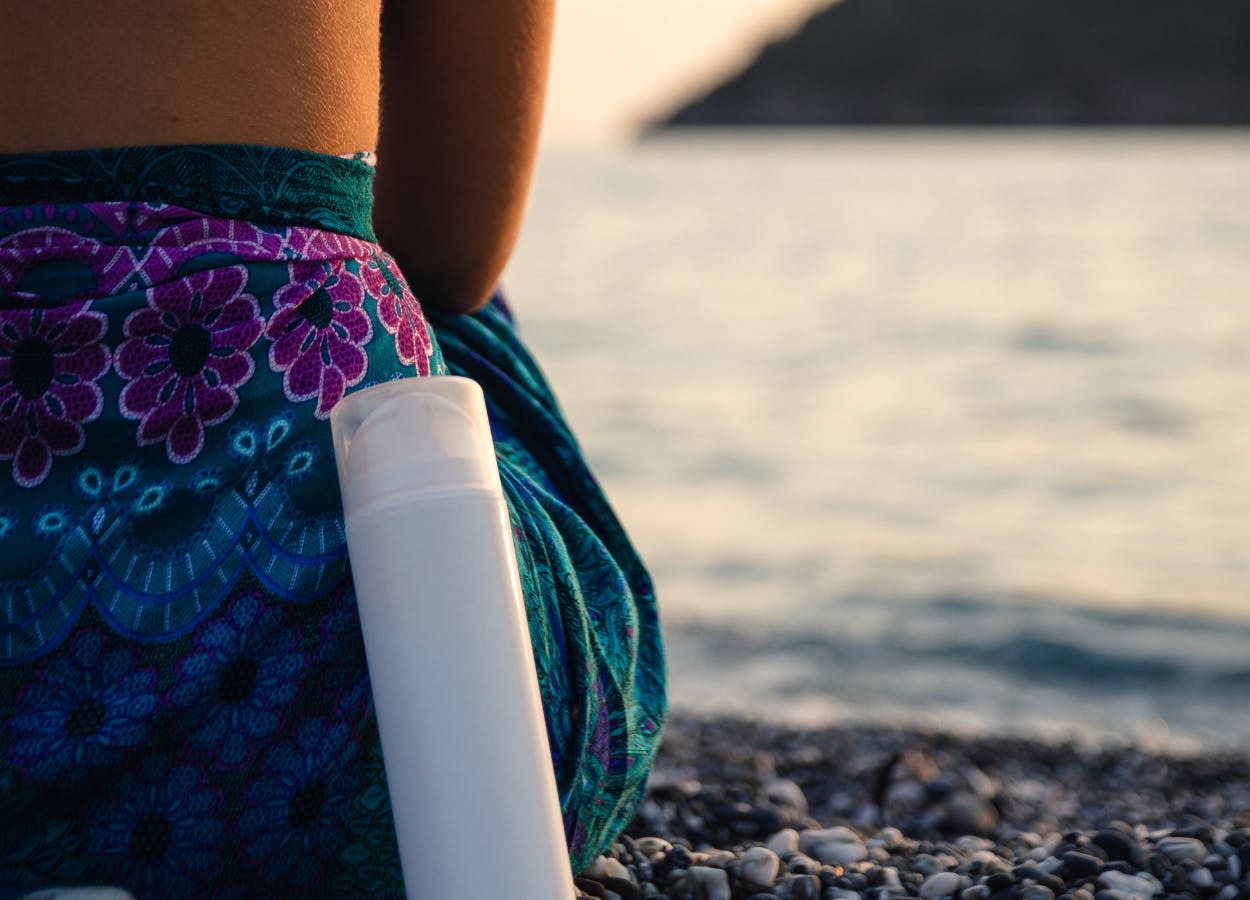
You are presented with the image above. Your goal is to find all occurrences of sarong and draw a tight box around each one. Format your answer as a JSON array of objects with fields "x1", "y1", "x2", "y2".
[{"x1": 0, "y1": 145, "x2": 664, "y2": 897}]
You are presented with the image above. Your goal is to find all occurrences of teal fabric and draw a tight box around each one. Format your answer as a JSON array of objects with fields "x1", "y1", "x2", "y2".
[
  {"x1": 0, "y1": 145, "x2": 664, "y2": 896},
  {"x1": 0, "y1": 145, "x2": 376, "y2": 241}
]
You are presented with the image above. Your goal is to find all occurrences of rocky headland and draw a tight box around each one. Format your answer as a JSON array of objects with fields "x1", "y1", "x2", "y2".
[{"x1": 652, "y1": 0, "x2": 1250, "y2": 130}]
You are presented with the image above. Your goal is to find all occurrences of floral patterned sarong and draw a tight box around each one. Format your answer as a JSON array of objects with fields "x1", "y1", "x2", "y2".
[{"x1": 0, "y1": 145, "x2": 664, "y2": 897}]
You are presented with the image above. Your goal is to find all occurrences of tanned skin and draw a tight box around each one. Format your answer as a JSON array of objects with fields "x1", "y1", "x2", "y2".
[{"x1": 0, "y1": 0, "x2": 554, "y2": 313}]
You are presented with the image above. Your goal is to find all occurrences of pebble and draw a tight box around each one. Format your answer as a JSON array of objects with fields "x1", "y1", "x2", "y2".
[
  {"x1": 1092, "y1": 831, "x2": 1135, "y2": 863},
  {"x1": 634, "y1": 836, "x2": 672, "y2": 857},
  {"x1": 1019, "y1": 886, "x2": 1054, "y2": 900},
  {"x1": 741, "y1": 846, "x2": 781, "y2": 888},
  {"x1": 1061, "y1": 850, "x2": 1103, "y2": 878},
  {"x1": 1097, "y1": 870, "x2": 1156, "y2": 898},
  {"x1": 810, "y1": 839, "x2": 867, "y2": 866},
  {"x1": 1190, "y1": 867, "x2": 1214, "y2": 888},
  {"x1": 765, "y1": 778, "x2": 809, "y2": 816},
  {"x1": 570, "y1": 716, "x2": 1250, "y2": 900},
  {"x1": 780, "y1": 873, "x2": 820, "y2": 900},
  {"x1": 687, "y1": 865, "x2": 730, "y2": 900},
  {"x1": 919, "y1": 871, "x2": 964, "y2": 898},
  {"x1": 1156, "y1": 836, "x2": 1206, "y2": 863},
  {"x1": 585, "y1": 856, "x2": 632, "y2": 882},
  {"x1": 767, "y1": 828, "x2": 800, "y2": 855},
  {"x1": 799, "y1": 826, "x2": 861, "y2": 853}
]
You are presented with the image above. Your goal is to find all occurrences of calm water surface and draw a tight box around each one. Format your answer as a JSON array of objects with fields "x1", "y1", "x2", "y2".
[{"x1": 503, "y1": 131, "x2": 1250, "y2": 749}]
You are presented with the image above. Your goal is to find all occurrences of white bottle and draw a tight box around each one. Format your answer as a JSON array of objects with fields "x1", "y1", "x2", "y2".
[{"x1": 330, "y1": 376, "x2": 576, "y2": 900}]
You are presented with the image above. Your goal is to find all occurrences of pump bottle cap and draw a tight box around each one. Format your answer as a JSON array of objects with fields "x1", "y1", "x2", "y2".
[{"x1": 330, "y1": 377, "x2": 500, "y2": 519}]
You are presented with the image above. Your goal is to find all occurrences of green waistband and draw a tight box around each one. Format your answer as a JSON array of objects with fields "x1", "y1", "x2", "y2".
[{"x1": 0, "y1": 144, "x2": 376, "y2": 240}]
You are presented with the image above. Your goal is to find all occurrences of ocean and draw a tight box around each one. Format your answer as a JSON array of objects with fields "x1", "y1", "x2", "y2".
[{"x1": 502, "y1": 131, "x2": 1250, "y2": 751}]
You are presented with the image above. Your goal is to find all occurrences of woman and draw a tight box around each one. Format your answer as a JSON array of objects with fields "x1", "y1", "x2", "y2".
[{"x1": 0, "y1": 2, "x2": 664, "y2": 895}]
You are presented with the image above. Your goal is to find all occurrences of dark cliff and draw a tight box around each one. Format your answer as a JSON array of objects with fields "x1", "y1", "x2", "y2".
[{"x1": 654, "y1": 0, "x2": 1250, "y2": 128}]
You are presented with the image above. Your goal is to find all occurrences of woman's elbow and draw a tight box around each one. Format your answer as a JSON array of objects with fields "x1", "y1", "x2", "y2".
[
  {"x1": 386, "y1": 233, "x2": 516, "y2": 315},
  {"x1": 401, "y1": 262, "x2": 501, "y2": 315}
]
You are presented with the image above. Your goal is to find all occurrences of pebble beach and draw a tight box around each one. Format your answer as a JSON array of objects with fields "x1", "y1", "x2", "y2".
[{"x1": 575, "y1": 715, "x2": 1250, "y2": 900}]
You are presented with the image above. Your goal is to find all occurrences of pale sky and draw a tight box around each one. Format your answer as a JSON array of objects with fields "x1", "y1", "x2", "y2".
[{"x1": 542, "y1": 1, "x2": 830, "y2": 146}]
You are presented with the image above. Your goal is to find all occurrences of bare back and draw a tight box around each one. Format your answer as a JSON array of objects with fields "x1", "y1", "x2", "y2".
[{"x1": 0, "y1": 0, "x2": 380, "y2": 155}]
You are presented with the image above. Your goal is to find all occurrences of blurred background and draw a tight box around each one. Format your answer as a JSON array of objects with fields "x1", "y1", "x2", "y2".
[{"x1": 501, "y1": 0, "x2": 1250, "y2": 751}]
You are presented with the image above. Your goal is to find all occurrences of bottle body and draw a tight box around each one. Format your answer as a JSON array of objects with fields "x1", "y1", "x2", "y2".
[
  {"x1": 345, "y1": 491, "x2": 574, "y2": 897},
  {"x1": 330, "y1": 376, "x2": 575, "y2": 899}
]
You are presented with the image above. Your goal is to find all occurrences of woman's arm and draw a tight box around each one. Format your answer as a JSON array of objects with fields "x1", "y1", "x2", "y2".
[{"x1": 374, "y1": 0, "x2": 555, "y2": 314}]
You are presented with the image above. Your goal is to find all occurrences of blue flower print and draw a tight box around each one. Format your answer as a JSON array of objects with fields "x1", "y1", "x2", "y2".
[
  {"x1": 8, "y1": 630, "x2": 157, "y2": 782},
  {"x1": 239, "y1": 716, "x2": 359, "y2": 889},
  {"x1": 316, "y1": 597, "x2": 370, "y2": 719},
  {"x1": 170, "y1": 592, "x2": 305, "y2": 770},
  {"x1": 86, "y1": 756, "x2": 223, "y2": 898}
]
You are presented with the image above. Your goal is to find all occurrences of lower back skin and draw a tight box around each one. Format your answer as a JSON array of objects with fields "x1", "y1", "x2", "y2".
[{"x1": 0, "y1": 0, "x2": 380, "y2": 156}]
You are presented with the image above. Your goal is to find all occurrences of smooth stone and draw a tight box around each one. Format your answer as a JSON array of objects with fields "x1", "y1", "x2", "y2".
[
  {"x1": 875, "y1": 826, "x2": 906, "y2": 849},
  {"x1": 810, "y1": 840, "x2": 867, "y2": 866},
  {"x1": 1062, "y1": 851, "x2": 1104, "y2": 878},
  {"x1": 742, "y1": 847, "x2": 782, "y2": 888},
  {"x1": 765, "y1": 779, "x2": 809, "y2": 816},
  {"x1": 919, "y1": 871, "x2": 964, "y2": 899},
  {"x1": 603, "y1": 877, "x2": 641, "y2": 900},
  {"x1": 701, "y1": 850, "x2": 736, "y2": 869},
  {"x1": 1097, "y1": 870, "x2": 1156, "y2": 898},
  {"x1": 1020, "y1": 887, "x2": 1055, "y2": 900},
  {"x1": 785, "y1": 853, "x2": 821, "y2": 876},
  {"x1": 602, "y1": 858, "x2": 632, "y2": 882},
  {"x1": 635, "y1": 837, "x2": 672, "y2": 857},
  {"x1": 943, "y1": 793, "x2": 999, "y2": 835},
  {"x1": 780, "y1": 874, "x2": 820, "y2": 900},
  {"x1": 1092, "y1": 832, "x2": 1136, "y2": 863},
  {"x1": 799, "y1": 826, "x2": 861, "y2": 854},
  {"x1": 957, "y1": 836, "x2": 995, "y2": 854},
  {"x1": 767, "y1": 828, "x2": 800, "y2": 855},
  {"x1": 575, "y1": 876, "x2": 606, "y2": 898},
  {"x1": 1156, "y1": 836, "x2": 1206, "y2": 863},
  {"x1": 961, "y1": 888, "x2": 992, "y2": 900},
  {"x1": 688, "y1": 866, "x2": 731, "y2": 900},
  {"x1": 666, "y1": 846, "x2": 693, "y2": 869},
  {"x1": 584, "y1": 857, "x2": 629, "y2": 881},
  {"x1": 1214, "y1": 886, "x2": 1238, "y2": 900},
  {"x1": 1190, "y1": 867, "x2": 1214, "y2": 888},
  {"x1": 971, "y1": 850, "x2": 1012, "y2": 874},
  {"x1": 881, "y1": 866, "x2": 903, "y2": 888}
]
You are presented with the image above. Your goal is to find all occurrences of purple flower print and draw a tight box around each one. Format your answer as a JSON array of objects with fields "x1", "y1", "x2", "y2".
[
  {"x1": 0, "y1": 224, "x2": 140, "y2": 299},
  {"x1": 266, "y1": 260, "x2": 372, "y2": 419},
  {"x1": 0, "y1": 303, "x2": 109, "y2": 488},
  {"x1": 8, "y1": 630, "x2": 157, "y2": 782},
  {"x1": 170, "y1": 592, "x2": 306, "y2": 770},
  {"x1": 363, "y1": 252, "x2": 432, "y2": 372},
  {"x1": 141, "y1": 214, "x2": 288, "y2": 284},
  {"x1": 116, "y1": 266, "x2": 262, "y2": 464},
  {"x1": 283, "y1": 226, "x2": 372, "y2": 264}
]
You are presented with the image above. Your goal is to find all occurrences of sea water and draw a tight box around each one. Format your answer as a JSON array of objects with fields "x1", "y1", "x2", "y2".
[{"x1": 503, "y1": 130, "x2": 1250, "y2": 751}]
